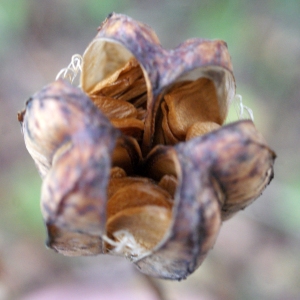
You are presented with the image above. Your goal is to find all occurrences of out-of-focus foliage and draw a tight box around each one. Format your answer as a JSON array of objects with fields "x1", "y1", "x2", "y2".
[{"x1": 0, "y1": 0, "x2": 299, "y2": 299}]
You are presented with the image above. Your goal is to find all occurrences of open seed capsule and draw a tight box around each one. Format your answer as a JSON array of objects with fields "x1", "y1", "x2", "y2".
[{"x1": 18, "y1": 13, "x2": 275, "y2": 279}]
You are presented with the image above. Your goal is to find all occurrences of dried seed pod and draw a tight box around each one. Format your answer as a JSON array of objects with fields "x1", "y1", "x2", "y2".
[{"x1": 18, "y1": 13, "x2": 276, "y2": 279}]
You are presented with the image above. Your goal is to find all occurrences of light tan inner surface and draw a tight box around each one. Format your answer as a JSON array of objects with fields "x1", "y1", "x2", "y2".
[{"x1": 81, "y1": 41, "x2": 133, "y2": 93}]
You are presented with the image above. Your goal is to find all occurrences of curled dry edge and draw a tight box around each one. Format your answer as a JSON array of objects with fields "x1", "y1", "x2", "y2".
[{"x1": 17, "y1": 13, "x2": 276, "y2": 280}]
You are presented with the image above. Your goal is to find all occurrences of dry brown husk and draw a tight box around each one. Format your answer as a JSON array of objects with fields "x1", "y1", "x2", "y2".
[{"x1": 18, "y1": 13, "x2": 276, "y2": 280}]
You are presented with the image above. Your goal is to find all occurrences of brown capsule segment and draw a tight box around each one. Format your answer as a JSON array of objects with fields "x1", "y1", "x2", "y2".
[
  {"x1": 134, "y1": 120, "x2": 275, "y2": 279},
  {"x1": 149, "y1": 36, "x2": 236, "y2": 150},
  {"x1": 174, "y1": 119, "x2": 276, "y2": 221},
  {"x1": 81, "y1": 16, "x2": 160, "y2": 96},
  {"x1": 41, "y1": 139, "x2": 112, "y2": 237},
  {"x1": 137, "y1": 146, "x2": 222, "y2": 279},
  {"x1": 21, "y1": 80, "x2": 120, "y2": 255},
  {"x1": 19, "y1": 80, "x2": 115, "y2": 178}
]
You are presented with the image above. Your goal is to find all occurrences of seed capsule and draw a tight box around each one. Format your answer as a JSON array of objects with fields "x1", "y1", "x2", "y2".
[{"x1": 18, "y1": 13, "x2": 275, "y2": 279}]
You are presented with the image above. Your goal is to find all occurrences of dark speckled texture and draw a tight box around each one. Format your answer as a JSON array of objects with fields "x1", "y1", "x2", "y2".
[
  {"x1": 20, "y1": 80, "x2": 119, "y2": 256},
  {"x1": 19, "y1": 14, "x2": 276, "y2": 279}
]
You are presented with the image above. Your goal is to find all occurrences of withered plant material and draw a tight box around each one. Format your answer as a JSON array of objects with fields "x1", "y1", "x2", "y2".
[{"x1": 18, "y1": 13, "x2": 276, "y2": 280}]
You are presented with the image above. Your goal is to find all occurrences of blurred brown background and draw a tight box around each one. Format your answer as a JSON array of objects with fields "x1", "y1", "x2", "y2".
[{"x1": 0, "y1": 1, "x2": 299, "y2": 299}]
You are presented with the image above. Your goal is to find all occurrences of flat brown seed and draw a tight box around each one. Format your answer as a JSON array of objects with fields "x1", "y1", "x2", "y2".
[
  {"x1": 117, "y1": 78, "x2": 147, "y2": 102},
  {"x1": 106, "y1": 205, "x2": 172, "y2": 251},
  {"x1": 161, "y1": 102, "x2": 179, "y2": 145},
  {"x1": 111, "y1": 118, "x2": 144, "y2": 140},
  {"x1": 158, "y1": 174, "x2": 178, "y2": 198},
  {"x1": 186, "y1": 121, "x2": 221, "y2": 140},
  {"x1": 129, "y1": 93, "x2": 148, "y2": 108},
  {"x1": 96, "y1": 78, "x2": 131, "y2": 98},
  {"x1": 116, "y1": 59, "x2": 143, "y2": 83},
  {"x1": 164, "y1": 78, "x2": 221, "y2": 140},
  {"x1": 91, "y1": 95, "x2": 138, "y2": 119},
  {"x1": 107, "y1": 181, "x2": 172, "y2": 218},
  {"x1": 136, "y1": 107, "x2": 147, "y2": 121},
  {"x1": 107, "y1": 176, "x2": 153, "y2": 199},
  {"x1": 111, "y1": 136, "x2": 142, "y2": 174},
  {"x1": 110, "y1": 167, "x2": 127, "y2": 179},
  {"x1": 90, "y1": 58, "x2": 142, "y2": 96},
  {"x1": 144, "y1": 146, "x2": 179, "y2": 182}
]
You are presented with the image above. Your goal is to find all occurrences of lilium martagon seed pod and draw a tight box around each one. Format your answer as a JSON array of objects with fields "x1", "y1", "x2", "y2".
[{"x1": 18, "y1": 13, "x2": 276, "y2": 280}]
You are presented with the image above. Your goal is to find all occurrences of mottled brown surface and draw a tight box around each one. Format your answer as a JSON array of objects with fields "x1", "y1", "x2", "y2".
[
  {"x1": 19, "y1": 13, "x2": 275, "y2": 280},
  {"x1": 20, "y1": 80, "x2": 119, "y2": 255}
]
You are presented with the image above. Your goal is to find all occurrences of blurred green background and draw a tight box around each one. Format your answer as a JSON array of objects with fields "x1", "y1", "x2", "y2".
[{"x1": 0, "y1": 0, "x2": 299, "y2": 299}]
